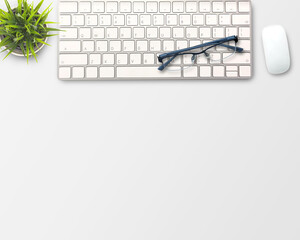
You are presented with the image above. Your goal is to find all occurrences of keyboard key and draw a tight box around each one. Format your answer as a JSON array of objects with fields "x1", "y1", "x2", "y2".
[
  {"x1": 123, "y1": 41, "x2": 135, "y2": 51},
  {"x1": 219, "y1": 15, "x2": 231, "y2": 25},
  {"x1": 239, "y1": 27, "x2": 251, "y2": 38},
  {"x1": 113, "y1": 15, "x2": 125, "y2": 25},
  {"x1": 147, "y1": 28, "x2": 158, "y2": 38},
  {"x1": 212, "y1": 2, "x2": 224, "y2": 12},
  {"x1": 199, "y1": 28, "x2": 211, "y2": 38},
  {"x1": 59, "y1": 67, "x2": 71, "y2": 78},
  {"x1": 200, "y1": 66, "x2": 211, "y2": 77},
  {"x1": 184, "y1": 66, "x2": 198, "y2": 77},
  {"x1": 167, "y1": 15, "x2": 178, "y2": 26},
  {"x1": 117, "y1": 54, "x2": 128, "y2": 64},
  {"x1": 160, "y1": 28, "x2": 171, "y2": 38},
  {"x1": 209, "y1": 53, "x2": 222, "y2": 64},
  {"x1": 206, "y1": 15, "x2": 218, "y2": 25},
  {"x1": 93, "y1": 2, "x2": 104, "y2": 13},
  {"x1": 89, "y1": 54, "x2": 101, "y2": 65},
  {"x1": 176, "y1": 40, "x2": 188, "y2": 49},
  {"x1": 96, "y1": 41, "x2": 108, "y2": 51},
  {"x1": 73, "y1": 67, "x2": 84, "y2": 78},
  {"x1": 60, "y1": 15, "x2": 71, "y2": 26},
  {"x1": 117, "y1": 67, "x2": 181, "y2": 78},
  {"x1": 192, "y1": 15, "x2": 204, "y2": 25},
  {"x1": 186, "y1": 2, "x2": 197, "y2": 13},
  {"x1": 223, "y1": 53, "x2": 251, "y2": 64},
  {"x1": 60, "y1": 41, "x2": 81, "y2": 52},
  {"x1": 130, "y1": 54, "x2": 142, "y2": 64},
  {"x1": 160, "y1": 2, "x2": 171, "y2": 12},
  {"x1": 163, "y1": 41, "x2": 175, "y2": 51},
  {"x1": 197, "y1": 55, "x2": 208, "y2": 64},
  {"x1": 106, "y1": 1, "x2": 118, "y2": 13},
  {"x1": 213, "y1": 28, "x2": 224, "y2": 38},
  {"x1": 106, "y1": 28, "x2": 118, "y2": 38},
  {"x1": 79, "y1": 2, "x2": 91, "y2": 12},
  {"x1": 179, "y1": 15, "x2": 191, "y2": 25},
  {"x1": 79, "y1": 28, "x2": 91, "y2": 38},
  {"x1": 143, "y1": 54, "x2": 155, "y2": 64},
  {"x1": 60, "y1": 28, "x2": 77, "y2": 39},
  {"x1": 237, "y1": 40, "x2": 251, "y2": 51},
  {"x1": 99, "y1": 15, "x2": 112, "y2": 25},
  {"x1": 86, "y1": 67, "x2": 98, "y2": 78},
  {"x1": 190, "y1": 41, "x2": 201, "y2": 48},
  {"x1": 227, "y1": 71, "x2": 238, "y2": 77},
  {"x1": 140, "y1": 14, "x2": 151, "y2": 25},
  {"x1": 59, "y1": 54, "x2": 88, "y2": 65},
  {"x1": 199, "y1": 2, "x2": 211, "y2": 12},
  {"x1": 133, "y1": 2, "x2": 145, "y2": 13},
  {"x1": 173, "y1": 27, "x2": 184, "y2": 38},
  {"x1": 93, "y1": 28, "x2": 105, "y2": 38},
  {"x1": 100, "y1": 67, "x2": 115, "y2": 78},
  {"x1": 173, "y1": 2, "x2": 184, "y2": 13},
  {"x1": 232, "y1": 15, "x2": 250, "y2": 25},
  {"x1": 127, "y1": 14, "x2": 138, "y2": 25},
  {"x1": 109, "y1": 41, "x2": 121, "y2": 51},
  {"x1": 73, "y1": 15, "x2": 84, "y2": 26},
  {"x1": 120, "y1": 2, "x2": 131, "y2": 12},
  {"x1": 213, "y1": 66, "x2": 225, "y2": 77},
  {"x1": 60, "y1": 2, "x2": 77, "y2": 13},
  {"x1": 153, "y1": 15, "x2": 164, "y2": 25},
  {"x1": 226, "y1": 27, "x2": 238, "y2": 37},
  {"x1": 76, "y1": 41, "x2": 91, "y2": 55},
  {"x1": 239, "y1": 2, "x2": 250, "y2": 12},
  {"x1": 86, "y1": 15, "x2": 98, "y2": 26},
  {"x1": 133, "y1": 28, "x2": 145, "y2": 38},
  {"x1": 226, "y1": 2, "x2": 237, "y2": 12},
  {"x1": 120, "y1": 28, "x2": 132, "y2": 38},
  {"x1": 137, "y1": 41, "x2": 148, "y2": 51},
  {"x1": 226, "y1": 66, "x2": 238, "y2": 71},
  {"x1": 146, "y1": 2, "x2": 158, "y2": 12},
  {"x1": 150, "y1": 41, "x2": 161, "y2": 51},
  {"x1": 186, "y1": 28, "x2": 198, "y2": 38},
  {"x1": 240, "y1": 66, "x2": 251, "y2": 77},
  {"x1": 183, "y1": 55, "x2": 192, "y2": 64},
  {"x1": 103, "y1": 54, "x2": 115, "y2": 64}
]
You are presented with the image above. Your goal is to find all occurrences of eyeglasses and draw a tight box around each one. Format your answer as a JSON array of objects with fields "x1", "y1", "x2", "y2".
[{"x1": 157, "y1": 35, "x2": 244, "y2": 71}]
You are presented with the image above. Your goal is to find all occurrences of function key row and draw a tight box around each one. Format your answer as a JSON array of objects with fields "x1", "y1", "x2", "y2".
[{"x1": 60, "y1": 1, "x2": 250, "y2": 14}]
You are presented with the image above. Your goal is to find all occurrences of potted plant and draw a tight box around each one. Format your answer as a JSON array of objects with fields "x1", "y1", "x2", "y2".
[{"x1": 0, "y1": 0, "x2": 59, "y2": 62}]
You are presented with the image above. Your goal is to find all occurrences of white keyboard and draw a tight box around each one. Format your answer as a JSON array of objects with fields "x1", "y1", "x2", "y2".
[{"x1": 58, "y1": 0, "x2": 252, "y2": 80}]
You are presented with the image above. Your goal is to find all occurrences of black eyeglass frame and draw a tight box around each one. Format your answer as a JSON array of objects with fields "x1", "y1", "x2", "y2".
[{"x1": 157, "y1": 35, "x2": 244, "y2": 71}]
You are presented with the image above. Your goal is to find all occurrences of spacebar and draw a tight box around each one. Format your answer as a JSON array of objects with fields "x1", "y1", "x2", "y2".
[{"x1": 117, "y1": 67, "x2": 181, "y2": 78}]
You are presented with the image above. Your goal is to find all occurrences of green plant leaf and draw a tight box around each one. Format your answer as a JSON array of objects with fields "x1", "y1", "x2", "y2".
[{"x1": 0, "y1": 0, "x2": 59, "y2": 62}]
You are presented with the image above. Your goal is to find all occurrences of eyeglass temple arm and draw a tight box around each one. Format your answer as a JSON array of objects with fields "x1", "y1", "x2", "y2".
[{"x1": 158, "y1": 35, "x2": 242, "y2": 62}]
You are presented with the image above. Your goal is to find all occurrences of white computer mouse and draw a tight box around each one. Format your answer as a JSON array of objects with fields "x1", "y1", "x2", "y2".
[{"x1": 262, "y1": 25, "x2": 291, "y2": 75}]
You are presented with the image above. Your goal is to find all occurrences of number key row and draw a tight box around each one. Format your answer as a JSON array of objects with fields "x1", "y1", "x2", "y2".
[{"x1": 60, "y1": 14, "x2": 250, "y2": 26}]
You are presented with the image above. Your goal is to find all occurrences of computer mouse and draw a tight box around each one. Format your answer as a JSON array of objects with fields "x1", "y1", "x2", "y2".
[{"x1": 262, "y1": 25, "x2": 291, "y2": 75}]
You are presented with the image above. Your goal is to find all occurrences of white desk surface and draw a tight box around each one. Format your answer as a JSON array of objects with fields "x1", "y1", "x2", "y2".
[{"x1": 1, "y1": 0, "x2": 300, "y2": 239}]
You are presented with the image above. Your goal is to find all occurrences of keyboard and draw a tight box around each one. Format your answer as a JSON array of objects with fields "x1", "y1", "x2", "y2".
[{"x1": 58, "y1": 0, "x2": 252, "y2": 80}]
